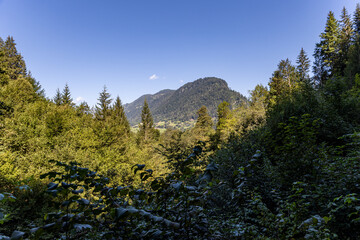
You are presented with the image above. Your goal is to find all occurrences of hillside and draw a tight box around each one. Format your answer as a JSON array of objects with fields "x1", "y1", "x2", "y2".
[{"x1": 124, "y1": 77, "x2": 246, "y2": 126}]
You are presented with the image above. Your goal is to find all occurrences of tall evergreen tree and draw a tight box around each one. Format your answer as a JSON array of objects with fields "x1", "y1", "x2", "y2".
[
  {"x1": 113, "y1": 96, "x2": 130, "y2": 135},
  {"x1": 61, "y1": 83, "x2": 73, "y2": 106},
  {"x1": 296, "y1": 48, "x2": 310, "y2": 82},
  {"x1": 354, "y1": 4, "x2": 360, "y2": 36},
  {"x1": 268, "y1": 59, "x2": 297, "y2": 105},
  {"x1": 53, "y1": 88, "x2": 62, "y2": 105},
  {"x1": 338, "y1": 7, "x2": 354, "y2": 75},
  {"x1": 138, "y1": 99, "x2": 156, "y2": 143},
  {"x1": 195, "y1": 105, "x2": 213, "y2": 129},
  {"x1": 312, "y1": 45, "x2": 329, "y2": 87},
  {"x1": 2, "y1": 36, "x2": 27, "y2": 80},
  {"x1": 314, "y1": 11, "x2": 340, "y2": 81},
  {"x1": 95, "y1": 86, "x2": 112, "y2": 120},
  {"x1": 215, "y1": 101, "x2": 231, "y2": 141}
]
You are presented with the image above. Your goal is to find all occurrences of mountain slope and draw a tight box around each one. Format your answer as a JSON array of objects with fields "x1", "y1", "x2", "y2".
[{"x1": 124, "y1": 77, "x2": 246, "y2": 126}]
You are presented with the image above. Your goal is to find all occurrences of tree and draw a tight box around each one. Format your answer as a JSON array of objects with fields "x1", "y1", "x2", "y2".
[
  {"x1": 61, "y1": 83, "x2": 73, "y2": 106},
  {"x1": 77, "y1": 101, "x2": 91, "y2": 115},
  {"x1": 296, "y1": 48, "x2": 310, "y2": 82},
  {"x1": 112, "y1": 96, "x2": 130, "y2": 135},
  {"x1": 95, "y1": 86, "x2": 112, "y2": 120},
  {"x1": 314, "y1": 11, "x2": 340, "y2": 81},
  {"x1": 354, "y1": 3, "x2": 360, "y2": 36},
  {"x1": 53, "y1": 88, "x2": 62, "y2": 105},
  {"x1": 268, "y1": 59, "x2": 297, "y2": 105},
  {"x1": 312, "y1": 45, "x2": 329, "y2": 87},
  {"x1": 2, "y1": 36, "x2": 27, "y2": 80},
  {"x1": 337, "y1": 7, "x2": 354, "y2": 75},
  {"x1": 195, "y1": 106, "x2": 213, "y2": 130},
  {"x1": 138, "y1": 99, "x2": 157, "y2": 144}
]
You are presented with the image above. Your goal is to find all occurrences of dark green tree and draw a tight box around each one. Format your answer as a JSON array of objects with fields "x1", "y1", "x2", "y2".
[
  {"x1": 112, "y1": 96, "x2": 130, "y2": 135},
  {"x1": 314, "y1": 11, "x2": 340, "y2": 82},
  {"x1": 354, "y1": 3, "x2": 360, "y2": 36},
  {"x1": 61, "y1": 83, "x2": 73, "y2": 106},
  {"x1": 77, "y1": 101, "x2": 91, "y2": 115},
  {"x1": 337, "y1": 7, "x2": 354, "y2": 75},
  {"x1": 268, "y1": 59, "x2": 297, "y2": 105},
  {"x1": 296, "y1": 48, "x2": 310, "y2": 82},
  {"x1": 95, "y1": 86, "x2": 112, "y2": 120},
  {"x1": 138, "y1": 99, "x2": 158, "y2": 144},
  {"x1": 195, "y1": 105, "x2": 213, "y2": 129},
  {"x1": 2, "y1": 36, "x2": 27, "y2": 80},
  {"x1": 53, "y1": 88, "x2": 62, "y2": 105}
]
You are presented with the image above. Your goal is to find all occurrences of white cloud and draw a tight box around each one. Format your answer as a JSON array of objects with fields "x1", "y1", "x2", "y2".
[
  {"x1": 76, "y1": 96, "x2": 84, "y2": 103},
  {"x1": 149, "y1": 74, "x2": 159, "y2": 80},
  {"x1": 180, "y1": 79, "x2": 184, "y2": 83}
]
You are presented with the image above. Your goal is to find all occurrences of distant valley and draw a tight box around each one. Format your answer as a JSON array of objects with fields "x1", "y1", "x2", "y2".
[{"x1": 124, "y1": 77, "x2": 247, "y2": 129}]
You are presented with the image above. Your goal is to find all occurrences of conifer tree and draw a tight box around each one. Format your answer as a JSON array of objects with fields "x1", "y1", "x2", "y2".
[
  {"x1": 3, "y1": 36, "x2": 27, "y2": 80},
  {"x1": 113, "y1": 96, "x2": 130, "y2": 135},
  {"x1": 314, "y1": 11, "x2": 340, "y2": 81},
  {"x1": 195, "y1": 106, "x2": 213, "y2": 129},
  {"x1": 312, "y1": 46, "x2": 328, "y2": 87},
  {"x1": 354, "y1": 4, "x2": 360, "y2": 36},
  {"x1": 138, "y1": 99, "x2": 156, "y2": 143},
  {"x1": 296, "y1": 48, "x2": 310, "y2": 82},
  {"x1": 268, "y1": 59, "x2": 297, "y2": 104},
  {"x1": 95, "y1": 86, "x2": 112, "y2": 120},
  {"x1": 0, "y1": 38, "x2": 9, "y2": 86},
  {"x1": 215, "y1": 101, "x2": 231, "y2": 141},
  {"x1": 61, "y1": 83, "x2": 73, "y2": 106},
  {"x1": 338, "y1": 7, "x2": 354, "y2": 75},
  {"x1": 77, "y1": 101, "x2": 91, "y2": 115},
  {"x1": 53, "y1": 88, "x2": 62, "y2": 105}
]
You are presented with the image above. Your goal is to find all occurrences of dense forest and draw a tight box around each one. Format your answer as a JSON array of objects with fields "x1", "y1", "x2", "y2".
[{"x1": 1, "y1": 5, "x2": 360, "y2": 240}]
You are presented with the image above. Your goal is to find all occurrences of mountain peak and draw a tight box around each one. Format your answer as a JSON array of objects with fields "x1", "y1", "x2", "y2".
[{"x1": 124, "y1": 77, "x2": 246, "y2": 127}]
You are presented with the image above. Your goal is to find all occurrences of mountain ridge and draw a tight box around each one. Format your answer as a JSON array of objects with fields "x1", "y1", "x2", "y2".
[{"x1": 124, "y1": 77, "x2": 247, "y2": 126}]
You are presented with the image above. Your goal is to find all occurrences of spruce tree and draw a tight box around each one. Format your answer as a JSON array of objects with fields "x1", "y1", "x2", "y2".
[
  {"x1": 61, "y1": 83, "x2": 73, "y2": 106},
  {"x1": 3, "y1": 36, "x2": 27, "y2": 80},
  {"x1": 53, "y1": 88, "x2": 62, "y2": 105},
  {"x1": 138, "y1": 99, "x2": 156, "y2": 143},
  {"x1": 95, "y1": 86, "x2": 112, "y2": 120},
  {"x1": 268, "y1": 59, "x2": 297, "y2": 105},
  {"x1": 215, "y1": 101, "x2": 231, "y2": 141},
  {"x1": 338, "y1": 7, "x2": 354, "y2": 75},
  {"x1": 113, "y1": 96, "x2": 130, "y2": 135},
  {"x1": 296, "y1": 48, "x2": 310, "y2": 82},
  {"x1": 312, "y1": 45, "x2": 328, "y2": 87},
  {"x1": 195, "y1": 105, "x2": 213, "y2": 129},
  {"x1": 315, "y1": 11, "x2": 340, "y2": 79},
  {"x1": 354, "y1": 4, "x2": 360, "y2": 36}
]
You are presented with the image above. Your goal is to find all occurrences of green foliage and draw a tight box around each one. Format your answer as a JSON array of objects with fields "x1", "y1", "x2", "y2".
[
  {"x1": 137, "y1": 99, "x2": 159, "y2": 145},
  {"x1": 2, "y1": 6, "x2": 360, "y2": 238},
  {"x1": 296, "y1": 48, "x2": 311, "y2": 82}
]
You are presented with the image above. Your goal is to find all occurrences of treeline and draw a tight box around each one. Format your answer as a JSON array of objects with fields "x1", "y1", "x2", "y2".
[{"x1": 1, "y1": 4, "x2": 360, "y2": 240}]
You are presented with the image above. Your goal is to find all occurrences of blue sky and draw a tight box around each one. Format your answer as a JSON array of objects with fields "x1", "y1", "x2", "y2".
[{"x1": 0, "y1": 0, "x2": 358, "y2": 106}]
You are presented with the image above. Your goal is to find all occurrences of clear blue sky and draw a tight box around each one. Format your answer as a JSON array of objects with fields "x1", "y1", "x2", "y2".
[{"x1": 0, "y1": 0, "x2": 358, "y2": 106}]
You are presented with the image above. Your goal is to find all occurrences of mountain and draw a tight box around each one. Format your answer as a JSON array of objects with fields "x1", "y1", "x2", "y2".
[{"x1": 124, "y1": 77, "x2": 247, "y2": 126}]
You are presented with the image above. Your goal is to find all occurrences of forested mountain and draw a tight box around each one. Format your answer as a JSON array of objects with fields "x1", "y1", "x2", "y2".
[
  {"x1": 123, "y1": 89, "x2": 175, "y2": 125},
  {"x1": 124, "y1": 77, "x2": 246, "y2": 125}
]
